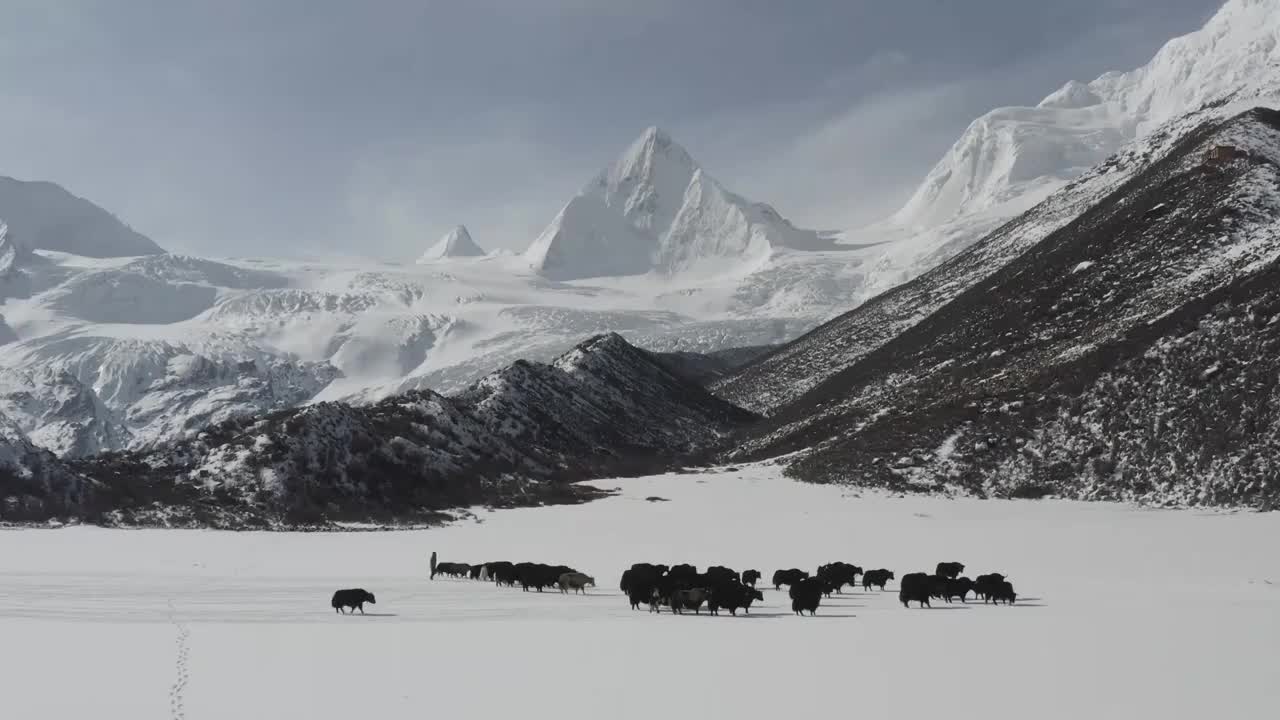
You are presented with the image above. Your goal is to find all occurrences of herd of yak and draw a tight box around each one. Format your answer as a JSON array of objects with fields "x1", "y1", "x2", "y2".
[{"x1": 419, "y1": 555, "x2": 1019, "y2": 617}]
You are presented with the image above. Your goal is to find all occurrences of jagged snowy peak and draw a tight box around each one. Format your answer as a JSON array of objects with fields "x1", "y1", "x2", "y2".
[
  {"x1": 526, "y1": 126, "x2": 832, "y2": 280},
  {"x1": 50, "y1": 333, "x2": 756, "y2": 527},
  {"x1": 0, "y1": 177, "x2": 164, "y2": 258},
  {"x1": 893, "y1": 0, "x2": 1280, "y2": 230},
  {"x1": 417, "y1": 225, "x2": 486, "y2": 263},
  {"x1": 734, "y1": 107, "x2": 1280, "y2": 508}
]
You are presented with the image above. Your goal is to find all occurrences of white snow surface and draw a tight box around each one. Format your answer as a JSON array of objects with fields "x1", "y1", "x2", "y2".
[
  {"x1": 1, "y1": 465, "x2": 1278, "y2": 719},
  {"x1": 416, "y1": 225, "x2": 485, "y2": 263}
]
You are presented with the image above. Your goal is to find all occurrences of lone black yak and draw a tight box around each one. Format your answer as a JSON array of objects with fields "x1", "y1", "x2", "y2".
[{"x1": 331, "y1": 588, "x2": 376, "y2": 614}]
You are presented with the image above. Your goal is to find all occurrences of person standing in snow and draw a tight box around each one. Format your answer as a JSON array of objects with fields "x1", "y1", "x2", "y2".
[{"x1": 430, "y1": 551, "x2": 438, "y2": 580}]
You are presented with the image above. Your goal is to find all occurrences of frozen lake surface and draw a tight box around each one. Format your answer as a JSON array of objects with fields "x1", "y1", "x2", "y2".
[{"x1": 3, "y1": 465, "x2": 1278, "y2": 719}]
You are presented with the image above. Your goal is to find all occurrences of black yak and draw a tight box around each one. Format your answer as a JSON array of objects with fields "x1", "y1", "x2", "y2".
[
  {"x1": 973, "y1": 573, "x2": 1008, "y2": 601},
  {"x1": 331, "y1": 588, "x2": 376, "y2": 614},
  {"x1": 990, "y1": 580, "x2": 1017, "y2": 605},
  {"x1": 942, "y1": 577, "x2": 975, "y2": 603},
  {"x1": 432, "y1": 562, "x2": 469, "y2": 579},
  {"x1": 935, "y1": 562, "x2": 965, "y2": 579},
  {"x1": 622, "y1": 564, "x2": 667, "y2": 593},
  {"x1": 862, "y1": 569, "x2": 894, "y2": 590},
  {"x1": 742, "y1": 569, "x2": 762, "y2": 587},
  {"x1": 558, "y1": 572, "x2": 595, "y2": 594},
  {"x1": 516, "y1": 563, "x2": 571, "y2": 592},
  {"x1": 668, "y1": 564, "x2": 698, "y2": 582},
  {"x1": 772, "y1": 568, "x2": 809, "y2": 590},
  {"x1": 816, "y1": 562, "x2": 863, "y2": 594},
  {"x1": 489, "y1": 562, "x2": 518, "y2": 587},
  {"x1": 671, "y1": 588, "x2": 709, "y2": 615},
  {"x1": 627, "y1": 582, "x2": 659, "y2": 611},
  {"x1": 706, "y1": 566, "x2": 741, "y2": 585},
  {"x1": 707, "y1": 582, "x2": 763, "y2": 616},
  {"x1": 789, "y1": 578, "x2": 823, "y2": 616},
  {"x1": 899, "y1": 573, "x2": 932, "y2": 608}
]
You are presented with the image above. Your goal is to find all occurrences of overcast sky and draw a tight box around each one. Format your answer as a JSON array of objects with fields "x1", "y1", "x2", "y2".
[{"x1": 0, "y1": 0, "x2": 1223, "y2": 260}]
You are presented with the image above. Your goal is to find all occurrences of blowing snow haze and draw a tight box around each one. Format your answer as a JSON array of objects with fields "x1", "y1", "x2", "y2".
[{"x1": 0, "y1": 0, "x2": 1224, "y2": 259}]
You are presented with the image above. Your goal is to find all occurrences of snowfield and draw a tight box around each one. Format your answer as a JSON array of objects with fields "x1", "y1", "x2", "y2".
[{"x1": 2, "y1": 465, "x2": 1278, "y2": 719}]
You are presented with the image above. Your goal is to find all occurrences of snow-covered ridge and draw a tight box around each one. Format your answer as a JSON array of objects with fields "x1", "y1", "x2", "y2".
[
  {"x1": 732, "y1": 107, "x2": 1280, "y2": 509},
  {"x1": 525, "y1": 126, "x2": 838, "y2": 280},
  {"x1": 0, "y1": 176, "x2": 164, "y2": 257},
  {"x1": 2, "y1": 333, "x2": 756, "y2": 526},
  {"x1": 893, "y1": 0, "x2": 1280, "y2": 230}
]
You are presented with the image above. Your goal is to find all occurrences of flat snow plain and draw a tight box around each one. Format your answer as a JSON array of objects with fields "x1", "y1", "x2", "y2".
[{"x1": 2, "y1": 465, "x2": 1278, "y2": 719}]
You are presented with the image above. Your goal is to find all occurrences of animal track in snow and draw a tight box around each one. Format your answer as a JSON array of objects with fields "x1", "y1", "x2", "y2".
[{"x1": 168, "y1": 600, "x2": 191, "y2": 720}]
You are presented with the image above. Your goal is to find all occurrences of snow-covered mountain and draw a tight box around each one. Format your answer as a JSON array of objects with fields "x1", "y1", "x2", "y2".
[
  {"x1": 731, "y1": 107, "x2": 1280, "y2": 508},
  {"x1": 0, "y1": 177, "x2": 164, "y2": 258},
  {"x1": 894, "y1": 0, "x2": 1280, "y2": 230},
  {"x1": 0, "y1": 128, "x2": 872, "y2": 457},
  {"x1": 22, "y1": 334, "x2": 755, "y2": 527},
  {"x1": 2, "y1": 0, "x2": 1277, "y2": 466},
  {"x1": 716, "y1": 0, "x2": 1280, "y2": 413},
  {"x1": 418, "y1": 225, "x2": 485, "y2": 263},
  {"x1": 526, "y1": 126, "x2": 839, "y2": 280}
]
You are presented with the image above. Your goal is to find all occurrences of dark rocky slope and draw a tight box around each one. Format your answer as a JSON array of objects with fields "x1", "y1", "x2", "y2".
[
  {"x1": 732, "y1": 108, "x2": 1280, "y2": 508},
  {"x1": 1, "y1": 334, "x2": 757, "y2": 527},
  {"x1": 654, "y1": 344, "x2": 777, "y2": 386}
]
